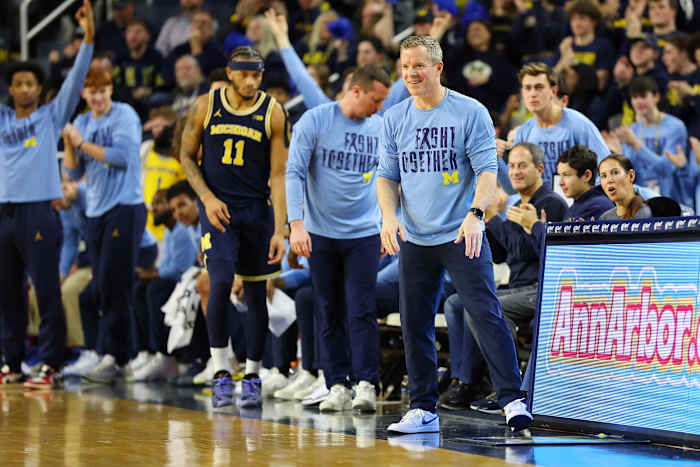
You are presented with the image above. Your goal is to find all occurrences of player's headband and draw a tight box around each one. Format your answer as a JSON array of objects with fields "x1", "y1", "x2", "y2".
[{"x1": 227, "y1": 60, "x2": 264, "y2": 71}]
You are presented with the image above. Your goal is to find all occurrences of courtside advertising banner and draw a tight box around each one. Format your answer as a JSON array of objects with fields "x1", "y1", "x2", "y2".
[{"x1": 531, "y1": 218, "x2": 700, "y2": 442}]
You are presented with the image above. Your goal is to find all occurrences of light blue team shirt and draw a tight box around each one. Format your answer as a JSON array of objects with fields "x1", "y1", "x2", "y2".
[
  {"x1": 66, "y1": 102, "x2": 143, "y2": 217},
  {"x1": 286, "y1": 102, "x2": 382, "y2": 239},
  {"x1": 158, "y1": 221, "x2": 198, "y2": 281},
  {"x1": 505, "y1": 108, "x2": 609, "y2": 191},
  {"x1": 141, "y1": 229, "x2": 157, "y2": 248},
  {"x1": 0, "y1": 43, "x2": 94, "y2": 202},
  {"x1": 59, "y1": 183, "x2": 88, "y2": 276},
  {"x1": 621, "y1": 113, "x2": 691, "y2": 205},
  {"x1": 378, "y1": 90, "x2": 498, "y2": 246}
]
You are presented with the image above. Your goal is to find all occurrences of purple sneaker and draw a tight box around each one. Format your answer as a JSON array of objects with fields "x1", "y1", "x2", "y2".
[
  {"x1": 238, "y1": 374, "x2": 262, "y2": 408},
  {"x1": 212, "y1": 371, "x2": 234, "y2": 408}
]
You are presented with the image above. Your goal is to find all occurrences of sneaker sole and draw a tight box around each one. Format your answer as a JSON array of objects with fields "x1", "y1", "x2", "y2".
[
  {"x1": 438, "y1": 401, "x2": 471, "y2": 411},
  {"x1": 238, "y1": 399, "x2": 262, "y2": 408},
  {"x1": 387, "y1": 424, "x2": 440, "y2": 434},
  {"x1": 212, "y1": 399, "x2": 234, "y2": 408},
  {"x1": 319, "y1": 404, "x2": 351, "y2": 412},
  {"x1": 469, "y1": 403, "x2": 504, "y2": 415},
  {"x1": 351, "y1": 400, "x2": 376, "y2": 412}
]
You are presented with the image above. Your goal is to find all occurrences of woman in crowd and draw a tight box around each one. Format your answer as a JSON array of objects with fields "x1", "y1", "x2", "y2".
[{"x1": 599, "y1": 153, "x2": 653, "y2": 220}]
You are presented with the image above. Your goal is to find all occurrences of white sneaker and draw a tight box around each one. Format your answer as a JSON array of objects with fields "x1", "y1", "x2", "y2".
[
  {"x1": 296, "y1": 371, "x2": 325, "y2": 401},
  {"x1": 301, "y1": 375, "x2": 330, "y2": 406},
  {"x1": 193, "y1": 357, "x2": 215, "y2": 386},
  {"x1": 387, "y1": 409, "x2": 439, "y2": 434},
  {"x1": 504, "y1": 398, "x2": 532, "y2": 432},
  {"x1": 274, "y1": 370, "x2": 316, "y2": 400},
  {"x1": 319, "y1": 384, "x2": 352, "y2": 412},
  {"x1": 125, "y1": 353, "x2": 155, "y2": 382},
  {"x1": 83, "y1": 354, "x2": 121, "y2": 384},
  {"x1": 261, "y1": 368, "x2": 288, "y2": 398},
  {"x1": 352, "y1": 381, "x2": 376, "y2": 412},
  {"x1": 128, "y1": 351, "x2": 152, "y2": 371},
  {"x1": 63, "y1": 350, "x2": 100, "y2": 377},
  {"x1": 132, "y1": 353, "x2": 178, "y2": 382}
]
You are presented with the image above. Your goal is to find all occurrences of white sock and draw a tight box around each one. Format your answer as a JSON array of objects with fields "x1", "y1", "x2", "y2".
[
  {"x1": 211, "y1": 347, "x2": 232, "y2": 374},
  {"x1": 226, "y1": 338, "x2": 234, "y2": 357},
  {"x1": 245, "y1": 359, "x2": 261, "y2": 376}
]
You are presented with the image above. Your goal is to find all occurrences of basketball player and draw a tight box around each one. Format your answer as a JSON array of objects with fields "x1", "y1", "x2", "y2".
[
  {"x1": 0, "y1": 0, "x2": 94, "y2": 388},
  {"x1": 377, "y1": 36, "x2": 532, "y2": 434},
  {"x1": 180, "y1": 46, "x2": 288, "y2": 408}
]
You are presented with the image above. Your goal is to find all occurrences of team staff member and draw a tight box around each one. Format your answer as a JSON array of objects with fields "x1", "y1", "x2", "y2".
[
  {"x1": 287, "y1": 65, "x2": 390, "y2": 413},
  {"x1": 377, "y1": 35, "x2": 532, "y2": 434},
  {"x1": 0, "y1": 0, "x2": 95, "y2": 388},
  {"x1": 63, "y1": 66, "x2": 144, "y2": 384}
]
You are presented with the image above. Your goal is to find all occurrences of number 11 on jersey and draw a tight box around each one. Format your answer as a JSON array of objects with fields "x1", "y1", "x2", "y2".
[{"x1": 222, "y1": 139, "x2": 245, "y2": 166}]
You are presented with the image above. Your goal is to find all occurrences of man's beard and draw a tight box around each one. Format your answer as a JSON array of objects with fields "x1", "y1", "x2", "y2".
[
  {"x1": 153, "y1": 211, "x2": 173, "y2": 226},
  {"x1": 231, "y1": 80, "x2": 257, "y2": 101}
]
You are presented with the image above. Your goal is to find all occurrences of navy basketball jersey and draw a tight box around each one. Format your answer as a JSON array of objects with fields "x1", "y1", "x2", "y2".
[{"x1": 201, "y1": 88, "x2": 277, "y2": 204}]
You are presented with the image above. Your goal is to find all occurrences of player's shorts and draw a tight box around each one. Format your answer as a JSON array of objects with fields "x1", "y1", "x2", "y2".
[{"x1": 198, "y1": 198, "x2": 281, "y2": 282}]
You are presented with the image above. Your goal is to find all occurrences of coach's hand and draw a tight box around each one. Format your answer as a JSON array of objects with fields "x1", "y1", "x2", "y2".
[
  {"x1": 268, "y1": 232, "x2": 286, "y2": 264},
  {"x1": 202, "y1": 193, "x2": 230, "y2": 232},
  {"x1": 380, "y1": 214, "x2": 406, "y2": 256},
  {"x1": 455, "y1": 212, "x2": 483, "y2": 259},
  {"x1": 289, "y1": 220, "x2": 312, "y2": 258}
]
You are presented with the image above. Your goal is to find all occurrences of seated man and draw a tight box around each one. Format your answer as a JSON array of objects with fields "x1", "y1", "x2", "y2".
[
  {"x1": 439, "y1": 142, "x2": 567, "y2": 411},
  {"x1": 130, "y1": 188, "x2": 197, "y2": 381},
  {"x1": 167, "y1": 180, "x2": 240, "y2": 386}
]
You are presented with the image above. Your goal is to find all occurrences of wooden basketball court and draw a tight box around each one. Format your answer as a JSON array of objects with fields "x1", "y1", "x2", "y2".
[{"x1": 2, "y1": 383, "x2": 699, "y2": 466}]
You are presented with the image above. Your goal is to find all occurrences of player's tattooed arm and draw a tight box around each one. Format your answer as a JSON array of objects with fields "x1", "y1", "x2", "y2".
[
  {"x1": 180, "y1": 96, "x2": 212, "y2": 199},
  {"x1": 180, "y1": 94, "x2": 230, "y2": 232},
  {"x1": 267, "y1": 101, "x2": 289, "y2": 264}
]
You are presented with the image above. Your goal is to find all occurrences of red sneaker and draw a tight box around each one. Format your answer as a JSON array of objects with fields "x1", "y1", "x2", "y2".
[
  {"x1": 0, "y1": 364, "x2": 22, "y2": 385},
  {"x1": 24, "y1": 364, "x2": 62, "y2": 389}
]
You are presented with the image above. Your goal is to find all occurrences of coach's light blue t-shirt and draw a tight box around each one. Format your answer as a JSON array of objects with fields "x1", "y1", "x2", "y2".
[
  {"x1": 286, "y1": 101, "x2": 382, "y2": 239},
  {"x1": 378, "y1": 89, "x2": 497, "y2": 246}
]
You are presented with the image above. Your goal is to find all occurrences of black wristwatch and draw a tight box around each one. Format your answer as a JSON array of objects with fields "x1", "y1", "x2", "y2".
[{"x1": 469, "y1": 207, "x2": 484, "y2": 221}]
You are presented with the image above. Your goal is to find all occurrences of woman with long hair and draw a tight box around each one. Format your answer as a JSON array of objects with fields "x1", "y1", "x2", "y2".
[{"x1": 599, "y1": 153, "x2": 652, "y2": 220}]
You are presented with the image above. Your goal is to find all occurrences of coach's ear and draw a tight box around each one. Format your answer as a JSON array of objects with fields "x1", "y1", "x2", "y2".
[{"x1": 436, "y1": 61, "x2": 444, "y2": 74}]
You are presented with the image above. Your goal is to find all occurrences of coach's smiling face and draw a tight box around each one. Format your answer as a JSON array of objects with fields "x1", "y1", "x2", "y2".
[{"x1": 400, "y1": 46, "x2": 442, "y2": 98}]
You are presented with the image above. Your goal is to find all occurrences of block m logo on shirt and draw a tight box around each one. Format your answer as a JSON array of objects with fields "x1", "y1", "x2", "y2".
[
  {"x1": 24, "y1": 136, "x2": 37, "y2": 148},
  {"x1": 442, "y1": 171, "x2": 459, "y2": 185}
]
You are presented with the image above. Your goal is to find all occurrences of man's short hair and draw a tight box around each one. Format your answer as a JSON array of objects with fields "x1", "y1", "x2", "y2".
[
  {"x1": 518, "y1": 62, "x2": 558, "y2": 87},
  {"x1": 649, "y1": 0, "x2": 678, "y2": 11},
  {"x1": 126, "y1": 18, "x2": 150, "y2": 32},
  {"x1": 665, "y1": 33, "x2": 691, "y2": 56},
  {"x1": 208, "y1": 67, "x2": 228, "y2": 83},
  {"x1": 510, "y1": 142, "x2": 545, "y2": 168},
  {"x1": 84, "y1": 66, "x2": 112, "y2": 88},
  {"x1": 230, "y1": 46, "x2": 264, "y2": 62},
  {"x1": 5, "y1": 61, "x2": 46, "y2": 86},
  {"x1": 628, "y1": 76, "x2": 659, "y2": 97},
  {"x1": 166, "y1": 180, "x2": 197, "y2": 201},
  {"x1": 557, "y1": 145, "x2": 598, "y2": 183},
  {"x1": 358, "y1": 35, "x2": 385, "y2": 55},
  {"x1": 399, "y1": 35, "x2": 443, "y2": 64},
  {"x1": 690, "y1": 32, "x2": 700, "y2": 60},
  {"x1": 565, "y1": 0, "x2": 603, "y2": 23},
  {"x1": 556, "y1": 72, "x2": 570, "y2": 99},
  {"x1": 264, "y1": 75, "x2": 291, "y2": 93},
  {"x1": 349, "y1": 64, "x2": 391, "y2": 91}
]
